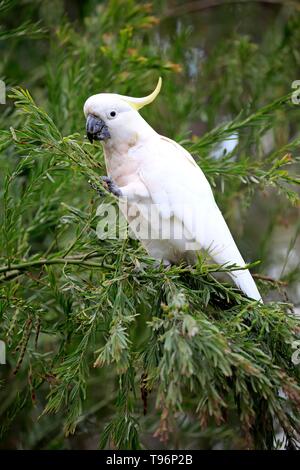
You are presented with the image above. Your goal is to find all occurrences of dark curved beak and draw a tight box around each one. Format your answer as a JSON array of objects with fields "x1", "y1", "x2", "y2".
[{"x1": 86, "y1": 114, "x2": 111, "y2": 143}]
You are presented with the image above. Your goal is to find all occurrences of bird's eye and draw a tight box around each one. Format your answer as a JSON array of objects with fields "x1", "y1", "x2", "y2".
[{"x1": 109, "y1": 110, "x2": 117, "y2": 118}]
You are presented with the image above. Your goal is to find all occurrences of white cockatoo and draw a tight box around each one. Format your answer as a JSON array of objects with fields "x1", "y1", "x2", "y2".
[{"x1": 84, "y1": 78, "x2": 262, "y2": 302}]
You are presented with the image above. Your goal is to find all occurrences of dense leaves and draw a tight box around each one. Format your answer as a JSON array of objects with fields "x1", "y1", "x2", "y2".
[{"x1": 0, "y1": 0, "x2": 300, "y2": 450}]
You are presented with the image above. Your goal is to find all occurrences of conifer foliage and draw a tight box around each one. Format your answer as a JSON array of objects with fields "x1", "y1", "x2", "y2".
[{"x1": 0, "y1": 0, "x2": 300, "y2": 449}]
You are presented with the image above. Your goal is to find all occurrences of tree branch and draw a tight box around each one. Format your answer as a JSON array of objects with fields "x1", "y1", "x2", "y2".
[
  {"x1": 0, "y1": 255, "x2": 286, "y2": 287},
  {"x1": 0, "y1": 254, "x2": 114, "y2": 276},
  {"x1": 252, "y1": 273, "x2": 288, "y2": 286},
  {"x1": 163, "y1": 0, "x2": 297, "y2": 18}
]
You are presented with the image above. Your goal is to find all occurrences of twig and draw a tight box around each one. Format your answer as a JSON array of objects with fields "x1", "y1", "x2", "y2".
[
  {"x1": 252, "y1": 273, "x2": 287, "y2": 286},
  {"x1": 0, "y1": 254, "x2": 287, "y2": 288},
  {"x1": 0, "y1": 255, "x2": 114, "y2": 276},
  {"x1": 163, "y1": 0, "x2": 298, "y2": 18}
]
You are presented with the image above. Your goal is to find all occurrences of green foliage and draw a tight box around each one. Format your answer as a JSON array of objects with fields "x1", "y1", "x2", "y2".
[{"x1": 0, "y1": 0, "x2": 300, "y2": 450}]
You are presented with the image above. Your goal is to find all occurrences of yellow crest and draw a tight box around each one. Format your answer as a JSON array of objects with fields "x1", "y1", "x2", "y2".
[{"x1": 121, "y1": 77, "x2": 162, "y2": 110}]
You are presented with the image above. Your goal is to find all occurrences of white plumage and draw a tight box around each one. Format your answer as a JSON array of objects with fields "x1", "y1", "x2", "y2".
[{"x1": 84, "y1": 78, "x2": 262, "y2": 302}]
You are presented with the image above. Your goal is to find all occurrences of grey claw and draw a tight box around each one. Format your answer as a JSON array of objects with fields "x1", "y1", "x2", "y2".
[
  {"x1": 101, "y1": 176, "x2": 111, "y2": 183},
  {"x1": 153, "y1": 259, "x2": 172, "y2": 269},
  {"x1": 100, "y1": 176, "x2": 122, "y2": 197}
]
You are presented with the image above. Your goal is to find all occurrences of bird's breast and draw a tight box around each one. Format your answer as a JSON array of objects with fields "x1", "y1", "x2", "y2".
[{"x1": 104, "y1": 146, "x2": 142, "y2": 187}]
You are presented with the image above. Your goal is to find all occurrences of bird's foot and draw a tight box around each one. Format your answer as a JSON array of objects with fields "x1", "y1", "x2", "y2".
[
  {"x1": 153, "y1": 259, "x2": 172, "y2": 270},
  {"x1": 101, "y1": 176, "x2": 122, "y2": 197}
]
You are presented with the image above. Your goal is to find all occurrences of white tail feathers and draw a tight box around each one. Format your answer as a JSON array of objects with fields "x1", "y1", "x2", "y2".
[{"x1": 229, "y1": 269, "x2": 263, "y2": 302}]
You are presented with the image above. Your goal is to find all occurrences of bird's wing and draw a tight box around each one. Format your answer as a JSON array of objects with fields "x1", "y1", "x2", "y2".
[
  {"x1": 139, "y1": 135, "x2": 243, "y2": 264},
  {"x1": 138, "y1": 135, "x2": 261, "y2": 301}
]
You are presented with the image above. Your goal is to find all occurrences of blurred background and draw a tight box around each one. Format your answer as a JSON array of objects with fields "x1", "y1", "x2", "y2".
[{"x1": 0, "y1": 0, "x2": 300, "y2": 449}]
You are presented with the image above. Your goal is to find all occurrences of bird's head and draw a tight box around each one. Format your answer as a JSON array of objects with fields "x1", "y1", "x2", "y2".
[{"x1": 83, "y1": 78, "x2": 162, "y2": 147}]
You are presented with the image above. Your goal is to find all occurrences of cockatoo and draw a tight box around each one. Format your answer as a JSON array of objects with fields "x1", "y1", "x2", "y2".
[{"x1": 84, "y1": 78, "x2": 262, "y2": 302}]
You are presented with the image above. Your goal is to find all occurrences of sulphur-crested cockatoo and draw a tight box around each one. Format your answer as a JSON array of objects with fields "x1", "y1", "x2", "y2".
[{"x1": 84, "y1": 78, "x2": 262, "y2": 302}]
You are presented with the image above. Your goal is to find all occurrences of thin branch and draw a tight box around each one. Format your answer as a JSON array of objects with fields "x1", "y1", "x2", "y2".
[
  {"x1": 0, "y1": 255, "x2": 284, "y2": 289},
  {"x1": 163, "y1": 0, "x2": 297, "y2": 18},
  {"x1": 252, "y1": 273, "x2": 288, "y2": 286},
  {"x1": 0, "y1": 255, "x2": 114, "y2": 276}
]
